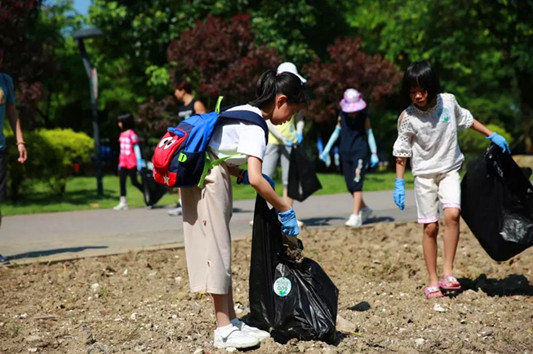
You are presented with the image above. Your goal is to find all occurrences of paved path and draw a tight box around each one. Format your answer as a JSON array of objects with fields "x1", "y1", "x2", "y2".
[{"x1": 1, "y1": 190, "x2": 416, "y2": 264}]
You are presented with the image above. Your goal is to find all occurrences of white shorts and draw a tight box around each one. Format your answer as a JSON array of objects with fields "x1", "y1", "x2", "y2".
[{"x1": 414, "y1": 169, "x2": 461, "y2": 224}]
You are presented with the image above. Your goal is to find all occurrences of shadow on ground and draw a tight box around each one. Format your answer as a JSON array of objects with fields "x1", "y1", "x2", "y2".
[
  {"x1": 7, "y1": 246, "x2": 108, "y2": 261},
  {"x1": 459, "y1": 274, "x2": 533, "y2": 296}
]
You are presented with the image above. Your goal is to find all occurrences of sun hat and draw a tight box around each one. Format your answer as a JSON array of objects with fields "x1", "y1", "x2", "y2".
[
  {"x1": 340, "y1": 88, "x2": 367, "y2": 113},
  {"x1": 276, "y1": 62, "x2": 307, "y2": 84}
]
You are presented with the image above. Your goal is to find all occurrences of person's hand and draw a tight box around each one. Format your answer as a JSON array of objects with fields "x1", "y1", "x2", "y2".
[
  {"x1": 486, "y1": 132, "x2": 511, "y2": 154},
  {"x1": 239, "y1": 171, "x2": 275, "y2": 189},
  {"x1": 17, "y1": 143, "x2": 27, "y2": 163},
  {"x1": 283, "y1": 138, "x2": 294, "y2": 147},
  {"x1": 393, "y1": 178, "x2": 405, "y2": 210},
  {"x1": 296, "y1": 132, "x2": 303, "y2": 145},
  {"x1": 320, "y1": 151, "x2": 331, "y2": 167},
  {"x1": 370, "y1": 153, "x2": 379, "y2": 168},
  {"x1": 276, "y1": 208, "x2": 300, "y2": 236}
]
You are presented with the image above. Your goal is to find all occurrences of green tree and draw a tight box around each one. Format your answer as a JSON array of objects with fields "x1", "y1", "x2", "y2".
[{"x1": 346, "y1": 0, "x2": 533, "y2": 153}]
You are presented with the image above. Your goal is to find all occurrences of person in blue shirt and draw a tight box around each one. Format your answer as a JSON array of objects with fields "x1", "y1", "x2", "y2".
[{"x1": 0, "y1": 39, "x2": 28, "y2": 264}]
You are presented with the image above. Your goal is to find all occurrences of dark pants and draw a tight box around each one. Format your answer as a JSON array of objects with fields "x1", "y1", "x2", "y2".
[
  {"x1": 119, "y1": 167, "x2": 143, "y2": 197},
  {"x1": 341, "y1": 154, "x2": 368, "y2": 193}
]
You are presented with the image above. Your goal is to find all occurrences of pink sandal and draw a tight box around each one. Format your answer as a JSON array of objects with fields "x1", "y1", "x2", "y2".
[
  {"x1": 423, "y1": 286, "x2": 444, "y2": 299},
  {"x1": 438, "y1": 275, "x2": 461, "y2": 290}
]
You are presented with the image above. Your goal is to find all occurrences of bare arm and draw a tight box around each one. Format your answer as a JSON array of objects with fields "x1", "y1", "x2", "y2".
[
  {"x1": 396, "y1": 157, "x2": 407, "y2": 179},
  {"x1": 194, "y1": 100, "x2": 207, "y2": 114},
  {"x1": 247, "y1": 156, "x2": 290, "y2": 212},
  {"x1": 6, "y1": 103, "x2": 27, "y2": 163},
  {"x1": 470, "y1": 119, "x2": 493, "y2": 137}
]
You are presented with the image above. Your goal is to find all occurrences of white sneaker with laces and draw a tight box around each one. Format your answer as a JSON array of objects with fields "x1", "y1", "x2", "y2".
[
  {"x1": 360, "y1": 206, "x2": 373, "y2": 223},
  {"x1": 231, "y1": 318, "x2": 270, "y2": 341},
  {"x1": 345, "y1": 213, "x2": 362, "y2": 227},
  {"x1": 213, "y1": 324, "x2": 259, "y2": 349},
  {"x1": 113, "y1": 202, "x2": 128, "y2": 211},
  {"x1": 167, "y1": 206, "x2": 182, "y2": 216}
]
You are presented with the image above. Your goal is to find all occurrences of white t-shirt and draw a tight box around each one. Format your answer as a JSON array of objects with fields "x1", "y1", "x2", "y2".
[
  {"x1": 392, "y1": 93, "x2": 474, "y2": 176},
  {"x1": 209, "y1": 104, "x2": 267, "y2": 165}
]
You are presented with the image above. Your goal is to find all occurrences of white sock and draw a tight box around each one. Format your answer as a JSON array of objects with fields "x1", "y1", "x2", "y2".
[
  {"x1": 215, "y1": 323, "x2": 234, "y2": 335},
  {"x1": 120, "y1": 196, "x2": 127, "y2": 204}
]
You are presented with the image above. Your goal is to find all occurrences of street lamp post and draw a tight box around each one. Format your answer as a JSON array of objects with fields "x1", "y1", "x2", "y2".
[{"x1": 73, "y1": 27, "x2": 103, "y2": 197}]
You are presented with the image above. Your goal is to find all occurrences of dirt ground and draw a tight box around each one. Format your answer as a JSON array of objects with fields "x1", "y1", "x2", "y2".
[{"x1": 1, "y1": 220, "x2": 532, "y2": 353}]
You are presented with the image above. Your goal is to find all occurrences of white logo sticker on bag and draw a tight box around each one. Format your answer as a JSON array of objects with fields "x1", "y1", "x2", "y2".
[{"x1": 273, "y1": 277, "x2": 292, "y2": 297}]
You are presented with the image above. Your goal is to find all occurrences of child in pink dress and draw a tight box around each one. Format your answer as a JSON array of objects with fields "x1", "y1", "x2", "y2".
[{"x1": 114, "y1": 113, "x2": 144, "y2": 211}]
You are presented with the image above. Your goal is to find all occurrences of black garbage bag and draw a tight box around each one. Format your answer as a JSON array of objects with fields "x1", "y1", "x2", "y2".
[
  {"x1": 140, "y1": 167, "x2": 167, "y2": 206},
  {"x1": 461, "y1": 144, "x2": 533, "y2": 261},
  {"x1": 288, "y1": 146, "x2": 322, "y2": 202},
  {"x1": 246, "y1": 195, "x2": 338, "y2": 344}
]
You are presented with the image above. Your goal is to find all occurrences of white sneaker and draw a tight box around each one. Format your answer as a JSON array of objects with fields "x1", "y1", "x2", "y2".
[
  {"x1": 213, "y1": 324, "x2": 259, "y2": 349},
  {"x1": 167, "y1": 206, "x2": 182, "y2": 216},
  {"x1": 345, "y1": 213, "x2": 362, "y2": 227},
  {"x1": 360, "y1": 206, "x2": 373, "y2": 223},
  {"x1": 231, "y1": 319, "x2": 270, "y2": 341},
  {"x1": 297, "y1": 219, "x2": 305, "y2": 229},
  {"x1": 113, "y1": 203, "x2": 128, "y2": 211}
]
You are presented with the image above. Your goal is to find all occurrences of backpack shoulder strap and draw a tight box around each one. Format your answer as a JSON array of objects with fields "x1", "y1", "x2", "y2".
[{"x1": 218, "y1": 108, "x2": 268, "y2": 141}]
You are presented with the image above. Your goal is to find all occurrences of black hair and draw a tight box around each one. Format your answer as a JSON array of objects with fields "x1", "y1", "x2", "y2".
[
  {"x1": 248, "y1": 69, "x2": 308, "y2": 109},
  {"x1": 117, "y1": 113, "x2": 134, "y2": 131},
  {"x1": 0, "y1": 38, "x2": 3, "y2": 51},
  {"x1": 174, "y1": 80, "x2": 192, "y2": 94},
  {"x1": 400, "y1": 60, "x2": 441, "y2": 105}
]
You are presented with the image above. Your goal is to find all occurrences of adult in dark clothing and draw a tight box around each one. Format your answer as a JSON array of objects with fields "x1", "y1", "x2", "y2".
[{"x1": 320, "y1": 89, "x2": 379, "y2": 227}]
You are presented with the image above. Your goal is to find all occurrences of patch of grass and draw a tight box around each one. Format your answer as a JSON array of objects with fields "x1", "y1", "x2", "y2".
[{"x1": 2, "y1": 170, "x2": 413, "y2": 216}]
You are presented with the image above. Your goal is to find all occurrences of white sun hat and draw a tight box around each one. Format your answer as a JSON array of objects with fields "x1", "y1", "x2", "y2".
[{"x1": 276, "y1": 62, "x2": 307, "y2": 84}]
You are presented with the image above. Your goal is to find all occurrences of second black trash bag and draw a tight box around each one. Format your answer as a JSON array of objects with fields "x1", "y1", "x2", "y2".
[
  {"x1": 288, "y1": 146, "x2": 322, "y2": 202},
  {"x1": 461, "y1": 144, "x2": 533, "y2": 261},
  {"x1": 245, "y1": 195, "x2": 338, "y2": 344},
  {"x1": 140, "y1": 167, "x2": 167, "y2": 207}
]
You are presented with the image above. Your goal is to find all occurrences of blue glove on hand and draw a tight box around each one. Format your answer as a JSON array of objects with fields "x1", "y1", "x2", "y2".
[
  {"x1": 296, "y1": 132, "x2": 304, "y2": 145},
  {"x1": 137, "y1": 159, "x2": 145, "y2": 171},
  {"x1": 486, "y1": 132, "x2": 511, "y2": 154},
  {"x1": 277, "y1": 208, "x2": 300, "y2": 236},
  {"x1": 370, "y1": 153, "x2": 379, "y2": 168},
  {"x1": 241, "y1": 171, "x2": 276, "y2": 189},
  {"x1": 393, "y1": 178, "x2": 405, "y2": 210},
  {"x1": 320, "y1": 151, "x2": 331, "y2": 167}
]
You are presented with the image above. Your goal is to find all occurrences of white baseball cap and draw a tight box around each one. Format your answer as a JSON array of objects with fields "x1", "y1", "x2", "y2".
[{"x1": 276, "y1": 62, "x2": 307, "y2": 84}]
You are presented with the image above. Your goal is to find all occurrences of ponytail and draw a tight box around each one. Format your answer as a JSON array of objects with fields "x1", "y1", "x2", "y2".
[{"x1": 249, "y1": 69, "x2": 307, "y2": 109}]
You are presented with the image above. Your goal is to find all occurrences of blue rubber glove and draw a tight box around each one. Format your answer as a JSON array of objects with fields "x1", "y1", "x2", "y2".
[
  {"x1": 296, "y1": 132, "x2": 304, "y2": 145},
  {"x1": 277, "y1": 208, "x2": 300, "y2": 236},
  {"x1": 241, "y1": 171, "x2": 276, "y2": 189},
  {"x1": 319, "y1": 151, "x2": 331, "y2": 167},
  {"x1": 486, "y1": 132, "x2": 510, "y2": 154},
  {"x1": 370, "y1": 153, "x2": 379, "y2": 168},
  {"x1": 394, "y1": 178, "x2": 405, "y2": 210}
]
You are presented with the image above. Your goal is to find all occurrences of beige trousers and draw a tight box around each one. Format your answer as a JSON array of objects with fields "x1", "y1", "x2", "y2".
[{"x1": 181, "y1": 162, "x2": 233, "y2": 294}]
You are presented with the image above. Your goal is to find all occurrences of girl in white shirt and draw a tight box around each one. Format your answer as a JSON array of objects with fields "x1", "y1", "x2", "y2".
[
  {"x1": 181, "y1": 70, "x2": 307, "y2": 349},
  {"x1": 392, "y1": 60, "x2": 510, "y2": 299}
]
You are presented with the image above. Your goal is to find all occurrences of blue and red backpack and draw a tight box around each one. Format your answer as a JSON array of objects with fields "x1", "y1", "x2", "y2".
[{"x1": 152, "y1": 97, "x2": 268, "y2": 188}]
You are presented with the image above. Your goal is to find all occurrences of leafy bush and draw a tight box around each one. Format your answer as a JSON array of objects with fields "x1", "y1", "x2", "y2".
[{"x1": 5, "y1": 128, "x2": 94, "y2": 199}]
